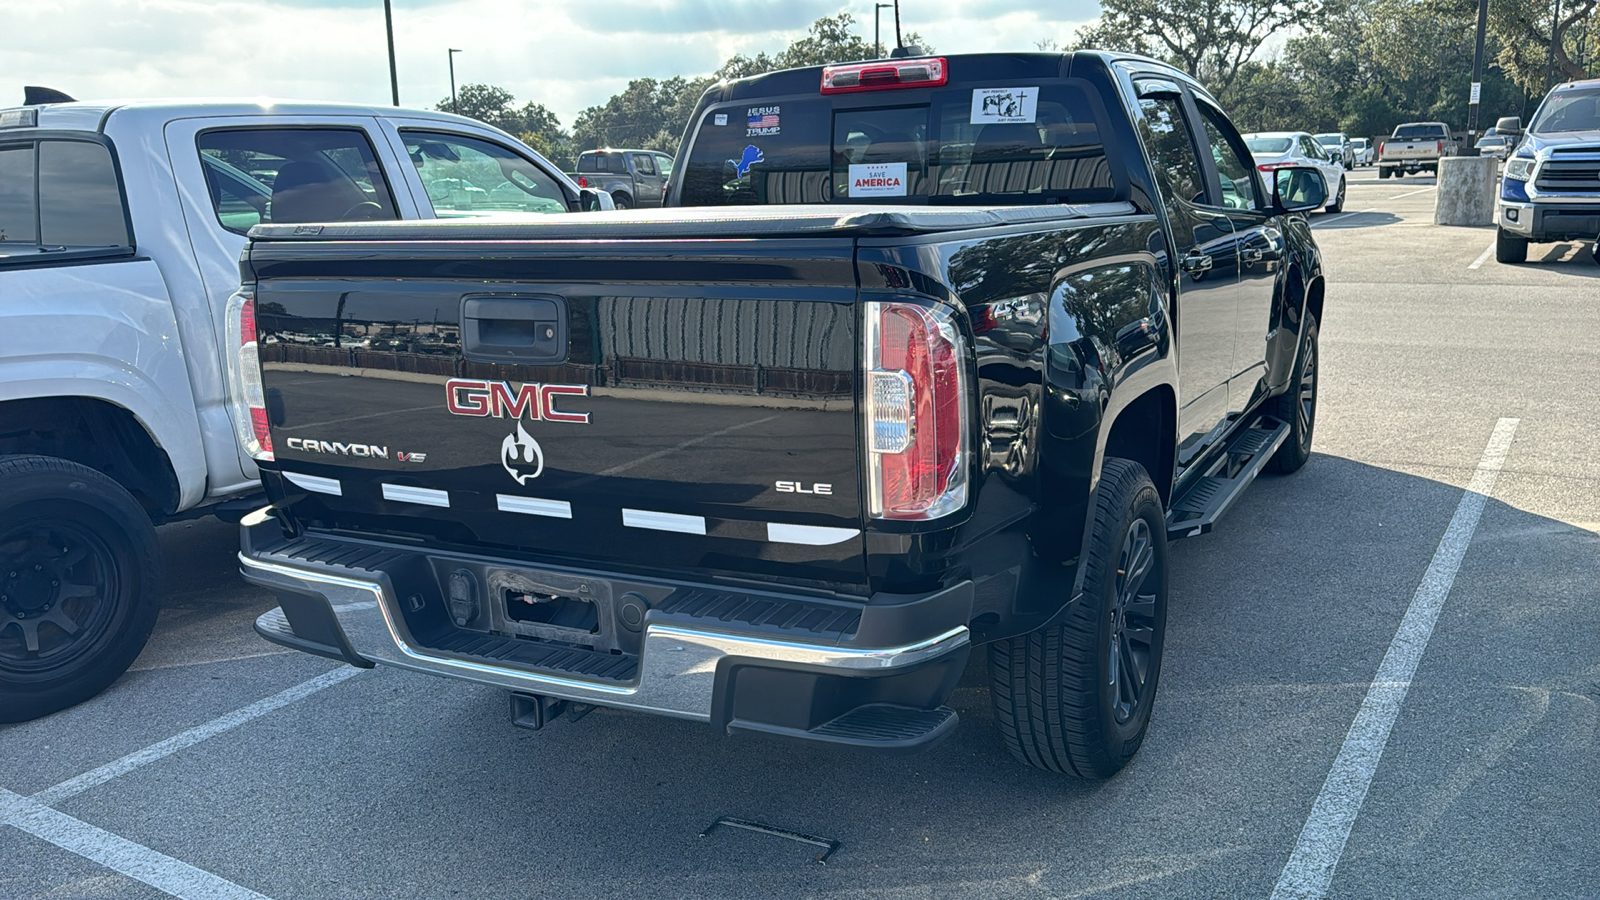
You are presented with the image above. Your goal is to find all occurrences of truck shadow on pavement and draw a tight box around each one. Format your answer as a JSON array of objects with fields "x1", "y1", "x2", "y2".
[
  {"x1": 153, "y1": 453, "x2": 1588, "y2": 900},
  {"x1": 8, "y1": 455, "x2": 1593, "y2": 900}
]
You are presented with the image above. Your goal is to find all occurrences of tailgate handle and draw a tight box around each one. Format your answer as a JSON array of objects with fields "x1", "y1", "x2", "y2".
[{"x1": 461, "y1": 296, "x2": 568, "y2": 365}]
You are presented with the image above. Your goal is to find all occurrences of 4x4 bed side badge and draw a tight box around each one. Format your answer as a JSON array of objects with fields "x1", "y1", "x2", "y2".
[{"x1": 446, "y1": 378, "x2": 591, "y2": 424}]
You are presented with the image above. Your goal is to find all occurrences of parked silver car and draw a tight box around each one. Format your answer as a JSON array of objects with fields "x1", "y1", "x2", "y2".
[{"x1": 1314, "y1": 132, "x2": 1356, "y2": 169}]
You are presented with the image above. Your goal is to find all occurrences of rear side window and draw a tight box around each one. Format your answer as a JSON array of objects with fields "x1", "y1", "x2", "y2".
[
  {"x1": 197, "y1": 128, "x2": 398, "y2": 233},
  {"x1": 631, "y1": 153, "x2": 656, "y2": 175},
  {"x1": 401, "y1": 131, "x2": 568, "y2": 216},
  {"x1": 0, "y1": 139, "x2": 131, "y2": 250},
  {"x1": 678, "y1": 80, "x2": 1117, "y2": 206}
]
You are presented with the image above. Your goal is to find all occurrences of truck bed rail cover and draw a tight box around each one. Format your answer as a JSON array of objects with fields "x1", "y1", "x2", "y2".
[{"x1": 247, "y1": 202, "x2": 1139, "y2": 242}]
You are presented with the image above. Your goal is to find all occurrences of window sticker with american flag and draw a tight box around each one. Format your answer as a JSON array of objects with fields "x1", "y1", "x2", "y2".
[{"x1": 747, "y1": 106, "x2": 781, "y2": 137}]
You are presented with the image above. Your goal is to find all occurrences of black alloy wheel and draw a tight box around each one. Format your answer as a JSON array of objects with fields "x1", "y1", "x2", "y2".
[
  {"x1": 0, "y1": 456, "x2": 161, "y2": 723},
  {"x1": 0, "y1": 522, "x2": 119, "y2": 674},
  {"x1": 1266, "y1": 314, "x2": 1319, "y2": 473},
  {"x1": 1108, "y1": 517, "x2": 1159, "y2": 724},
  {"x1": 989, "y1": 457, "x2": 1169, "y2": 778}
]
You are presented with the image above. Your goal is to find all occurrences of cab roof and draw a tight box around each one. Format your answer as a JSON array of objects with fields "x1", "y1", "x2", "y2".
[{"x1": 0, "y1": 98, "x2": 487, "y2": 135}]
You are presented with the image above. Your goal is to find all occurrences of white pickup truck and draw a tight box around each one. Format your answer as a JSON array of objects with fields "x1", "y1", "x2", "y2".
[
  {"x1": 0, "y1": 92, "x2": 604, "y2": 721},
  {"x1": 1377, "y1": 121, "x2": 1457, "y2": 179}
]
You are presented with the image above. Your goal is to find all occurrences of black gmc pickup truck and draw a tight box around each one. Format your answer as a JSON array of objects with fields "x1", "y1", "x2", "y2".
[{"x1": 229, "y1": 51, "x2": 1328, "y2": 778}]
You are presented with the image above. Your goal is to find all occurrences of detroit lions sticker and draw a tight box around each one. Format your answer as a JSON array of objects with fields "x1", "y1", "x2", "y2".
[
  {"x1": 848, "y1": 162, "x2": 907, "y2": 198},
  {"x1": 971, "y1": 87, "x2": 1038, "y2": 124},
  {"x1": 730, "y1": 145, "x2": 764, "y2": 178},
  {"x1": 747, "y1": 106, "x2": 780, "y2": 136}
]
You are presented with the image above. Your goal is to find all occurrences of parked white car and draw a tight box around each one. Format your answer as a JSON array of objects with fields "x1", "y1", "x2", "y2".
[
  {"x1": 1349, "y1": 137, "x2": 1376, "y2": 166},
  {"x1": 1244, "y1": 131, "x2": 1348, "y2": 212},
  {"x1": 0, "y1": 93, "x2": 607, "y2": 722}
]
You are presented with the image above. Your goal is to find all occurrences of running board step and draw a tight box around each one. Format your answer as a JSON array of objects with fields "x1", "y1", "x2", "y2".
[
  {"x1": 729, "y1": 704, "x2": 958, "y2": 751},
  {"x1": 1166, "y1": 417, "x2": 1290, "y2": 540}
]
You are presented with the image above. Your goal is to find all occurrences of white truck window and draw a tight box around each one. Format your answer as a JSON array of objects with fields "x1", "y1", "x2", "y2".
[
  {"x1": 197, "y1": 129, "x2": 399, "y2": 233},
  {"x1": 0, "y1": 139, "x2": 130, "y2": 250},
  {"x1": 0, "y1": 145, "x2": 35, "y2": 244},
  {"x1": 401, "y1": 131, "x2": 568, "y2": 216}
]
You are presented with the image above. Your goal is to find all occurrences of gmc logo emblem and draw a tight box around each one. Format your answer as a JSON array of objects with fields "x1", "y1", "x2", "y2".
[{"x1": 445, "y1": 379, "x2": 591, "y2": 423}]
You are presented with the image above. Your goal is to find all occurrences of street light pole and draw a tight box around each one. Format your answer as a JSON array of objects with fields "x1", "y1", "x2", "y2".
[
  {"x1": 1465, "y1": 0, "x2": 1488, "y2": 155},
  {"x1": 383, "y1": 0, "x2": 399, "y2": 106},
  {"x1": 448, "y1": 48, "x2": 462, "y2": 114},
  {"x1": 874, "y1": 3, "x2": 892, "y2": 57}
]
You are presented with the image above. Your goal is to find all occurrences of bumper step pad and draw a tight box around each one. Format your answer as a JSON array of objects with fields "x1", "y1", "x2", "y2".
[{"x1": 731, "y1": 703, "x2": 958, "y2": 750}]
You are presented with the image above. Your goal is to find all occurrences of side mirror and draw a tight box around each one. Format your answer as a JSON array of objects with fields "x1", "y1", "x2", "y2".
[
  {"x1": 1272, "y1": 166, "x2": 1328, "y2": 214},
  {"x1": 1495, "y1": 116, "x2": 1523, "y2": 138},
  {"x1": 577, "y1": 187, "x2": 615, "y2": 212}
]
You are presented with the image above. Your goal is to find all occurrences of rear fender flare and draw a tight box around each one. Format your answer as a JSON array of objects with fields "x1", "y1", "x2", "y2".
[{"x1": 0, "y1": 370, "x2": 204, "y2": 511}]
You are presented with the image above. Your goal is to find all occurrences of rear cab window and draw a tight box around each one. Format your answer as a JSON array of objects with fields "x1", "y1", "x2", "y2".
[
  {"x1": 1392, "y1": 124, "x2": 1448, "y2": 140},
  {"x1": 0, "y1": 136, "x2": 132, "y2": 261},
  {"x1": 196, "y1": 128, "x2": 399, "y2": 234},
  {"x1": 577, "y1": 152, "x2": 625, "y2": 174},
  {"x1": 677, "y1": 77, "x2": 1120, "y2": 207}
]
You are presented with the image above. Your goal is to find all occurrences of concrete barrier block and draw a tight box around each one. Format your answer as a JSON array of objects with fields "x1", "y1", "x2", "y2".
[{"x1": 1434, "y1": 156, "x2": 1498, "y2": 226}]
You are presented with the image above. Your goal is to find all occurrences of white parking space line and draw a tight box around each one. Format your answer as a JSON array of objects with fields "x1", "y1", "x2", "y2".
[
  {"x1": 1270, "y1": 417, "x2": 1520, "y2": 900},
  {"x1": 31, "y1": 667, "x2": 362, "y2": 807},
  {"x1": 1, "y1": 788, "x2": 271, "y2": 900},
  {"x1": 595, "y1": 414, "x2": 777, "y2": 477},
  {"x1": 1468, "y1": 242, "x2": 1497, "y2": 270},
  {"x1": 1383, "y1": 186, "x2": 1437, "y2": 200}
]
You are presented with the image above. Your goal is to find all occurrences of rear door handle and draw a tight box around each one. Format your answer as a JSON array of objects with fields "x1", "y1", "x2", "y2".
[
  {"x1": 1241, "y1": 248, "x2": 1264, "y2": 264},
  {"x1": 1181, "y1": 251, "x2": 1213, "y2": 273},
  {"x1": 461, "y1": 295, "x2": 568, "y2": 365}
]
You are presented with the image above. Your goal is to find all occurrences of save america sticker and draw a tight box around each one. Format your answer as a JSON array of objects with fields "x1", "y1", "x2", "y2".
[{"x1": 848, "y1": 162, "x2": 908, "y2": 197}]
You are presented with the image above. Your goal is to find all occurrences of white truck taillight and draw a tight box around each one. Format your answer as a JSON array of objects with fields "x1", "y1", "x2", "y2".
[
  {"x1": 224, "y1": 289, "x2": 274, "y2": 461},
  {"x1": 863, "y1": 301, "x2": 969, "y2": 520}
]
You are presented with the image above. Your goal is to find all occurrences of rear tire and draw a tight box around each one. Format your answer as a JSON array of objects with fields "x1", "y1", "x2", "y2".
[
  {"x1": 1379, "y1": 167, "x2": 1391, "y2": 180},
  {"x1": 989, "y1": 458, "x2": 1168, "y2": 778},
  {"x1": 0, "y1": 456, "x2": 161, "y2": 723},
  {"x1": 1266, "y1": 314, "x2": 1319, "y2": 474},
  {"x1": 1495, "y1": 228, "x2": 1528, "y2": 264},
  {"x1": 611, "y1": 192, "x2": 633, "y2": 210}
]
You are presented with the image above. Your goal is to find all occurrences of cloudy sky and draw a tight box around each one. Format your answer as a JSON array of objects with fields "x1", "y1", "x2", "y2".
[{"x1": 2, "y1": 0, "x2": 1101, "y2": 127}]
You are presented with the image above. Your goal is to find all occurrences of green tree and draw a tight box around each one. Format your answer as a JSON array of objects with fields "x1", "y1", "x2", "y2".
[
  {"x1": 436, "y1": 84, "x2": 574, "y2": 168},
  {"x1": 568, "y1": 12, "x2": 930, "y2": 158},
  {"x1": 1072, "y1": 0, "x2": 1334, "y2": 97},
  {"x1": 1490, "y1": 0, "x2": 1598, "y2": 93}
]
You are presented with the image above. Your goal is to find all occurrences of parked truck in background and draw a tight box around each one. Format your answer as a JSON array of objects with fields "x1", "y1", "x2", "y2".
[
  {"x1": 566, "y1": 148, "x2": 675, "y2": 208},
  {"x1": 1377, "y1": 121, "x2": 1456, "y2": 178},
  {"x1": 0, "y1": 93, "x2": 604, "y2": 723},
  {"x1": 233, "y1": 51, "x2": 1329, "y2": 778},
  {"x1": 1494, "y1": 78, "x2": 1600, "y2": 263}
]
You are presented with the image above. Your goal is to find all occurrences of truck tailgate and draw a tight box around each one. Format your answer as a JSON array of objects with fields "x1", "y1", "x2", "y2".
[{"x1": 248, "y1": 236, "x2": 867, "y2": 589}]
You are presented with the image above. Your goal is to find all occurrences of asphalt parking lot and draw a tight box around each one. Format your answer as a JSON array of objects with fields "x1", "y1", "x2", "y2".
[{"x1": 4, "y1": 166, "x2": 1598, "y2": 900}]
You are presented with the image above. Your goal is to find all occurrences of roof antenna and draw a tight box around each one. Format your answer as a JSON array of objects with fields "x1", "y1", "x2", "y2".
[
  {"x1": 889, "y1": 0, "x2": 923, "y2": 57},
  {"x1": 24, "y1": 86, "x2": 76, "y2": 105}
]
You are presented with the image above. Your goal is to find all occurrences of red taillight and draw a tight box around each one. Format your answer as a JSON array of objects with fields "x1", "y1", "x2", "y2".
[
  {"x1": 1436, "y1": 140, "x2": 1443, "y2": 153},
  {"x1": 864, "y1": 301, "x2": 968, "y2": 520},
  {"x1": 226, "y1": 292, "x2": 273, "y2": 461},
  {"x1": 578, "y1": 176, "x2": 588, "y2": 188},
  {"x1": 822, "y1": 57, "x2": 947, "y2": 94},
  {"x1": 1258, "y1": 162, "x2": 1292, "y2": 172}
]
